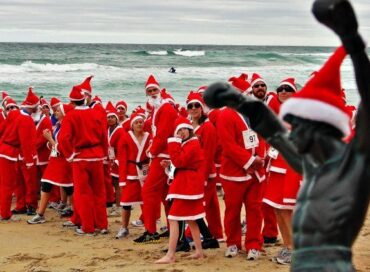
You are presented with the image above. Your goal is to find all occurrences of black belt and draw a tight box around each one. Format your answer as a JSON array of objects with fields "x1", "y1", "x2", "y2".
[
  {"x1": 77, "y1": 144, "x2": 100, "y2": 149},
  {"x1": 128, "y1": 158, "x2": 150, "y2": 169}
]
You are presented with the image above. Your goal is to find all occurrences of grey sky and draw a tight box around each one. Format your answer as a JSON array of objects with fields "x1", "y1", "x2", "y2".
[{"x1": 0, "y1": 0, "x2": 369, "y2": 45}]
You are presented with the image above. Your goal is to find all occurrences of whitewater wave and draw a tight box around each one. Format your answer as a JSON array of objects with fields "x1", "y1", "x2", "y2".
[
  {"x1": 0, "y1": 61, "x2": 118, "y2": 73},
  {"x1": 147, "y1": 50, "x2": 168, "y2": 56},
  {"x1": 173, "y1": 49, "x2": 205, "y2": 57}
]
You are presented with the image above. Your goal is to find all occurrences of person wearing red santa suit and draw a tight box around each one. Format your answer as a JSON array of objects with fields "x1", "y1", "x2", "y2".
[
  {"x1": 0, "y1": 91, "x2": 11, "y2": 127},
  {"x1": 13, "y1": 88, "x2": 39, "y2": 216},
  {"x1": 116, "y1": 113, "x2": 151, "y2": 239},
  {"x1": 105, "y1": 101, "x2": 124, "y2": 217},
  {"x1": 134, "y1": 75, "x2": 178, "y2": 243},
  {"x1": 58, "y1": 85, "x2": 108, "y2": 235},
  {"x1": 0, "y1": 97, "x2": 36, "y2": 221},
  {"x1": 218, "y1": 89, "x2": 266, "y2": 260},
  {"x1": 262, "y1": 78, "x2": 302, "y2": 264},
  {"x1": 27, "y1": 103, "x2": 74, "y2": 224},
  {"x1": 249, "y1": 73, "x2": 280, "y2": 246},
  {"x1": 155, "y1": 116, "x2": 205, "y2": 264},
  {"x1": 186, "y1": 91, "x2": 223, "y2": 241},
  {"x1": 115, "y1": 100, "x2": 130, "y2": 132}
]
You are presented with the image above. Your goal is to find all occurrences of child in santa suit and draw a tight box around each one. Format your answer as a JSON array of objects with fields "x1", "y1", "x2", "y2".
[
  {"x1": 27, "y1": 103, "x2": 74, "y2": 224},
  {"x1": 115, "y1": 113, "x2": 151, "y2": 239},
  {"x1": 155, "y1": 116, "x2": 205, "y2": 264}
]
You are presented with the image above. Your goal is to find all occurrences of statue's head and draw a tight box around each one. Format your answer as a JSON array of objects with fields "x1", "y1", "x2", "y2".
[{"x1": 284, "y1": 114, "x2": 344, "y2": 154}]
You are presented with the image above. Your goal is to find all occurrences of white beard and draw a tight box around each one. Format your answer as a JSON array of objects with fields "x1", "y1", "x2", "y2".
[
  {"x1": 31, "y1": 110, "x2": 42, "y2": 122},
  {"x1": 147, "y1": 96, "x2": 162, "y2": 108}
]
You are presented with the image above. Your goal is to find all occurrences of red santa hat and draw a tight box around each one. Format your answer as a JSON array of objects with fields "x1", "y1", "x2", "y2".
[
  {"x1": 50, "y1": 97, "x2": 61, "y2": 108},
  {"x1": 278, "y1": 77, "x2": 297, "y2": 92},
  {"x1": 133, "y1": 105, "x2": 146, "y2": 118},
  {"x1": 92, "y1": 95, "x2": 102, "y2": 104},
  {"x1": 186, "y1": 91, "x2": 204, "y2": 109},
  {"x1": 161, "y1": 88, "x2": 175, "y2": 104},
  {"x1": 280, "y1": 46, "x2": 350, "y2": 136},
  {"x1": 196, "y1": 86, "x2": 208, "y2": 94},
  {"x1": 145, "y1": 74, "x2": 160, "y2": 91},
  {"x1": 115, "y1": 100, "x2": 128, "y2": 111},
  {"x1": 2, "y1": 91, "x2": 10, "y2": 102},
  {"x1": 229, "y1": 76, "x2": 251, "y2": 93},
  {"x1": 60, "y1": 103, "x2": 74, "y2": 116},
  {"x1": 174, "y1": 115, "x2": 193, "y2": 136},
  {"x1": 106, "y1": 101, "x2": 118, "y2": 119},
  {"x1": 21, "y1": 87, "x2": 39, "y2": 108},
  {"x1": 130, "y1": 112, "x2": 144, "y2": 128},
  {"x1": 250, "y1": 73, "x2": 266, "y2": 87},
  {"x1": 77, "y1": 76, "x2": 93, "y2": 95},
  {"x1": 40, "y1": 98, "x2": 50, "y2": 108},
  {"x1": 4, "y1": 98, "x2": 19, "y2": 109},
  {"x1": 69, "y1": 86, "x2": 85, "y2": 101}
]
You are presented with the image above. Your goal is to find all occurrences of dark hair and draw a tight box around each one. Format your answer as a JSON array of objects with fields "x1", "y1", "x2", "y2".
[
  {"x1": 198, "y1": 113, "x2": 208, "y2": 125},
  {"x1": 73, "y1": 100, "x2": 85, "y2": 106}
]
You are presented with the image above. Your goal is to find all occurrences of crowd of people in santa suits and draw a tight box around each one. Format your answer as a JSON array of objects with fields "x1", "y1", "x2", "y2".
[{"x1": 0, "y1": 72, "x2": 356, "y2": 265}]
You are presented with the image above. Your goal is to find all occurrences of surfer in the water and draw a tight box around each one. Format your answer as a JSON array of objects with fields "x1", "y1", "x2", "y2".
[
  {"x1": 203, "y1": 0, "x2": 370, "y2": 271},
  {"x1": 169, "y1": 67, "x2": 176, "y2": 74}
]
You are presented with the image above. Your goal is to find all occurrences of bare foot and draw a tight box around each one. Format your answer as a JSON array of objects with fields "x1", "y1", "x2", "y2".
[
  {"x1": 155, "y1": 255, "x2": 175, "y2": 264},
  {"x1": 187, "y1": 252, "x2": 204, "y2": 259}
]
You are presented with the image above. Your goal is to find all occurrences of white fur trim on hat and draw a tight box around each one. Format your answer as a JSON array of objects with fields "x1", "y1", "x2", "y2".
[
  {"x1": 107, "y1": 112, "x2": 118, "y2": 119},
  {"x1": 280, "y1": 97, "x2": 350, "y2": 136},
  {"x1": 145, "y1": 84, "x2": 160, "y2": 91},
  {"x1": 251, "y1": 78, "x2": 266, "y2": 87},
  {"x1": 174, "y1": 123, "x2": 193, "y2": 136},
  {"x1": 130, "y1": 115, "x2": 144, "y2": 127}
]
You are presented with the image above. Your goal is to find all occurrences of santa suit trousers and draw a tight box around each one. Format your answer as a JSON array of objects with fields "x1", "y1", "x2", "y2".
[
  {"x1": 222, "y1": 177, "x2": 264, "y2": 250},
  {"x1": 262, "y1": 202, "x2": 278, "y2": 238},
  {"x1": 0, "y1": 158, "x2": 17, "y2": 219},
  {"x1": 141, "y1": 157, "x2": 169, "y2": 234},
  {"x1": 204, "y1": 179, "x2": 223, "y2": 239},
  {"x1": 72, "y1": 160, "x2": 107, "y2": 233},
  {"x1": 15, "y1": 162, "x2": 39, "y2": 210}
]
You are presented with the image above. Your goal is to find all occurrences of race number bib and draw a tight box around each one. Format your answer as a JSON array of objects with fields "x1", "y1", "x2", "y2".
[
  {"x1": 268, "y1": 147, "x2": 279, "y2": 160},
  {"x1": 108, "y1": 147, "x2": 115, "y2": 160},
  {"x1": 138, "y1": 164, "x2": 149, "y2": 185},
  {"x1": 242, "y1": 130, "x2": 259, "y2": 149}
]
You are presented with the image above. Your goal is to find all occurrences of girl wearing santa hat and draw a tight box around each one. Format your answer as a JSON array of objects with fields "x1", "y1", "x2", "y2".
[
  {"x1": 27, "y1": 103, "x2": 74, "y2": 224},
  {"x1": 155, "y1": 116, "x2": 205, "y2": 264},
  {"x1": 263, "y1": 78, "x2": 302, "y2": 264},
  {"x1": 115, "y1": 113, "x2": 151, "y2": 239}
]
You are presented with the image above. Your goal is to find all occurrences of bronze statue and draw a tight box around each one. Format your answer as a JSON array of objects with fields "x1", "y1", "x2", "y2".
[{"x1": 203, "y1": 0, "x2": 370, "y2": 271}]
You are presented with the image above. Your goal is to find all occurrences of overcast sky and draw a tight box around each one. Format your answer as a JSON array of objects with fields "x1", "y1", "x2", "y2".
[{"x1": 0, "y1": 0, "x2": 369, "y2": 46}]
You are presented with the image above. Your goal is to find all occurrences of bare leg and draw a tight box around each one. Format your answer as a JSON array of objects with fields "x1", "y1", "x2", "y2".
[
  {"x1": 38, "y1": 191, "x2": 50, "y2": 215},
  {"x1": 187, "y1": 220, "x2": 204, "y2": 259},
  {"x1": 155, "y1": 220, "x2": 178, "y2": 264},
  {"x1": 275, "y1": 209, "x2": 293, "y2": 249},
  {"x1": 60, "y1": 187, "x2": 67, "y2": 204},
  {"x1": 113, "y1": 180, "x2": 121, "y2": 207},
  {"x1": 122, "y1": 209, "x2": 131, "y2": 229}
]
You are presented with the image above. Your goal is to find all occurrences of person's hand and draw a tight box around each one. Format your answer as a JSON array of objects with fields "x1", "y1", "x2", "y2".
[
  {"x1": 43, "y1": 129, "x2": 52, "y2": 140},
  {"x1": 251, "y1": 156, "x2": 264, "y2": 170},
  {"x1": 312, "y1": 0, "x2": 358, "y2": 37},
  {"x1": 160, "y1": 160, "x2": 171, "y2": 169}
]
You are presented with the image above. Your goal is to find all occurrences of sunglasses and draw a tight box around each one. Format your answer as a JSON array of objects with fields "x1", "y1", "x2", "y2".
[
  {"x1": 187, "y1": 102, "x2": 202, "y2": 110},
  {"x1": 253, "y1": 84, "x2": 266, "y2": 88},
  {"x1": 6, "y1": 106, "x2": 17, "y2": 111},
  {"x1": 277, "y1": 85, "x2": 295, "y2": 93}
]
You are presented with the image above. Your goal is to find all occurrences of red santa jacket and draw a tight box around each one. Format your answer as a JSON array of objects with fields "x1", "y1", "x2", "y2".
[
  {"x1": 207, "y1": 108, "x2": 223, "y2": 168},
  {"x1": 118, "y1": 131, "x2": 151, "y2": 186},
  {"x1": 0, "y1": 110, "x2": 36, "y2": 166},
  {"x1": 57, "y1": 106, "x2": 108, "y2": 162},
  {"x1": 148, "y1": 102, "x2": 178, "y2": 159},
  {"x1": 166, "y1": 137, "x2": 205, "y2": 200},
  {"x1": 108, "y1": 125, "x2": 124, "y2": 178},
  {"x1": 0, "y1": 109, "x2": 6, "y2": 127},
  {"x1": 120, "y1": 119, "x2": 131, "y2": 132},
  {"x1": 35, "y1": 115, "x2": 52, "y2": 165},
  {"x1": 264, "y1": 92, "x2": 280, "y2": 114},
  {"x1": 194, "y1": 119, "x2": 217, "y2": 180},
  {"x1": 218, "y1": 108, "x2": 266, "y2": 182}
]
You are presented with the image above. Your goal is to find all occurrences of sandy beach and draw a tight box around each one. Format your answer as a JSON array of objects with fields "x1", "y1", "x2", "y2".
[{"x1": 0, "y1": 198, "x2": 369, "y2": 272}]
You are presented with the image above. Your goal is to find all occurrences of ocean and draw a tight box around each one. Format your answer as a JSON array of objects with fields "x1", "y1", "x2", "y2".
[{"x1": 0, "y1": 43, "x2": 363, "y2": 109}]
